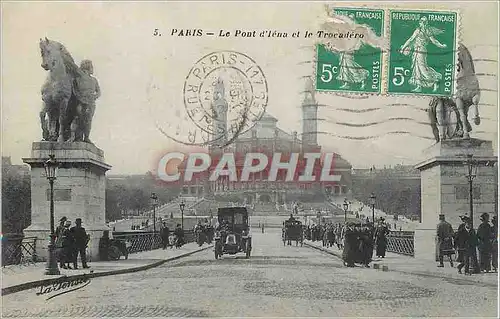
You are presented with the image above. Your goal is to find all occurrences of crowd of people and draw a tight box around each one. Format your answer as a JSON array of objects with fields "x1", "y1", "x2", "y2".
[
  {"x1": 305, "y1": 217, "x2": 391, "y2": 267},
  {"x1": 437, "y1": 212, "x2": 497, "y2": 275},
  {"x1": 55, "y1": 216, "x2": 90, "y2": 269}
]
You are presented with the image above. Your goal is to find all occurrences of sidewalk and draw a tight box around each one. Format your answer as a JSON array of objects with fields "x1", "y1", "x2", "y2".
[
  {"x1": 2, "y1": 243, "x2": 212, "y2": 295},
  {"x1": 305, "y1": 240, "x2": 497, "y2": 286}
]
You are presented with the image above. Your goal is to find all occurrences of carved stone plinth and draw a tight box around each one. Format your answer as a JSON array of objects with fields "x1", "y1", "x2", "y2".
[
  {"x1": 414, "y1": 138, "x2": 497, "y2": 261},
  {"x1": 23, "y1": 142, "x2": 111, "y2": 262}
]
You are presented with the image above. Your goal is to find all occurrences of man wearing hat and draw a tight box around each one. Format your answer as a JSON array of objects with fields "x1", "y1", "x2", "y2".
[
  {"x1": 436, "y1": 214, "x2": 455, "y2": 267},
  {"x1": 69, "y1": 218, "x2": 90, "y2": 269},
  {"x1": 477, "y1": 213, "x2": 493, "y2": 272},
  {"x1": 454, "y1": 215, "x2": 476, "y2": 274}
]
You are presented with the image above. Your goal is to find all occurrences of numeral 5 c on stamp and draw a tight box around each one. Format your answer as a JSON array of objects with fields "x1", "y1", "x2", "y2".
[{"x1": 387, "y1": 10, "x2": 458, "y2": 97}]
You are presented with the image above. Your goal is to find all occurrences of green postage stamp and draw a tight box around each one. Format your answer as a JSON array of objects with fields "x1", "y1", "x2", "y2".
[
  {"x1": 316, "y1": 8, "x2": 384, "y2": 94},
  {"x1": 387, "y1": 10, "x2": 458, "y2": 96}
]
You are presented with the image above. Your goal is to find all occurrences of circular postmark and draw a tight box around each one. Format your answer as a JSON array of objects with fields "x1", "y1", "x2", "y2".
[{"x1": 183, "y1": 51, "x2": 268, "y2": 147}]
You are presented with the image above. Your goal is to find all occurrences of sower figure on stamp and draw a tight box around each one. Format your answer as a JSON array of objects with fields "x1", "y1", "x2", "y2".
[
  {"x1": 436, "y1": 214, "x2": 455, "y2": 267},
  {"x1": 72, "y1": 59, "x2": 101, "y2": 143},
  {"x1": 70, "y1": 218, "x2": 90, "y2": 269},
  {"x1": 399, "y1": 16, "x2": 447, "y2": 93}
]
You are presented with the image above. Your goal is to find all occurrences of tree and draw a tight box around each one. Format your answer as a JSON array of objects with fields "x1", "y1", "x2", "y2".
[{"x1": 2, "y1": 171, "x2": 31, "y2": 234}]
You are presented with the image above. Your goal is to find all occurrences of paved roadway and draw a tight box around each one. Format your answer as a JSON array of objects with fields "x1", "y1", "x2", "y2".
[{"x1": 2, "y1": 230, "x2": 497, "y2": 318}]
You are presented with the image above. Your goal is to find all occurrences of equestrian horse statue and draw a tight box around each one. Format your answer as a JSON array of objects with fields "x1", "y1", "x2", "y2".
[
  {"x1": 428, "y1": 43, "x2": 481, "y2": 142},
  {"x1": 39, "y1": 38, "x2": 96, "y2": 142}
]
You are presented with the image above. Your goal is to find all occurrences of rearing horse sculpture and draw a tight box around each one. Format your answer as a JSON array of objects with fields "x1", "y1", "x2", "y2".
[
  {"x1": 39, "y1": 37, "x2": 84, "y2": 142},
  {"x1": 428, "y1": 43, "x2": 481, "y2": 142}
]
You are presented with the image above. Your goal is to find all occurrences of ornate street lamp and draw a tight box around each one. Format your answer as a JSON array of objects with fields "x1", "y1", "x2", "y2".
[
  {"x1": 343, "y1": 198, "x2": 349, "y2": 223},
  {"x1": 179, "y1": 199, "x2": 185, "y2": 230},
  {"x1": 370, "y1": 193, "x2": 376, "y2": 226},
  {"x1": 44, "y1": 154, "x2": 60, "y2": 275},
  {"x1": 150, "y1": 193, "x2": 158, "y2": 234},
  {"x1": 464, "y1": 154, "x2": 480, "y2": 273},
  {"x1": 464, "y1": 154, "x2": 479, "y2": 228}
]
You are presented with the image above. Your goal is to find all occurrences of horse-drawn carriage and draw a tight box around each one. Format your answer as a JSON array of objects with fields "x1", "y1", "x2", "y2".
[
  {"x1": 282, "y1": 219, "x2": 304, "y2": 246},
  {"x1": 214, "y1": 207, "x2": 252, "y2": 259}
]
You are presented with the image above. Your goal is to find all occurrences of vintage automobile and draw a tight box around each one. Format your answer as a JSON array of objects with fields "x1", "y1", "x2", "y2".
[
  {"x1": 282, "y1": 218, "x2": 304, "y2": 247},
  {"x1": 214, "y1": 207, "x2": 252, "y2": 259}
]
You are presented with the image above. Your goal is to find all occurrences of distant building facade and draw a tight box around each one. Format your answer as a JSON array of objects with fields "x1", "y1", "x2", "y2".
[{"x1": 179, "y1": 77, "x2": 353, "y2": 204}]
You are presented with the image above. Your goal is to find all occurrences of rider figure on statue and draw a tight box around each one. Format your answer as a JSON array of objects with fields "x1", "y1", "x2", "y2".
[{"x1": 72, "y1": 60, "x2": 101, "y2": 143}]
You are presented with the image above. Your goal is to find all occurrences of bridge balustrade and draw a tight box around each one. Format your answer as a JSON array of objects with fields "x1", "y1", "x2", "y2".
[
  {"x1": 112, "y1": 230, "x2": 196, "y2": 254},
  {"x1": 2, "y1": 235, "x2": 38, "y2": 266},
  {"x1": 386, "y1": 231, "x2": 415, "y2": 257}
]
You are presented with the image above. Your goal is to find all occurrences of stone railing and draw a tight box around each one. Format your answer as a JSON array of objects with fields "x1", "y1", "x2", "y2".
[
  {"x1": 112, "y1": 230, "x2": 195, "y2": 254},
  {"x1": 386, "y1": 231, "x2": 415, "y2": 257},
  {"x1": 2, "y1": 235, "x2": 38, "y2": 266}
]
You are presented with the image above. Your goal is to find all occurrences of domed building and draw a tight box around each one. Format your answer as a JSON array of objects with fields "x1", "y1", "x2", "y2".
[{"x1": 179, "y1": 77, "x2": 353, "y2": 205}]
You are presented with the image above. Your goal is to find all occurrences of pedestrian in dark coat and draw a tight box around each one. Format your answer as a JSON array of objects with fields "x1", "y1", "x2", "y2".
[
  {"x1": 491, "y1": 216, "x2": 498, "y2": 272},
  {"x1": 360, "y1": 226, "x2": 374, "y2": 267},
  {"x1": 174, "y1": 224, "x2": 185, "y2": 247},
  {"x1": 342, "y1": 224, "x2": 357, "y2": 267},
  {"x1": 458, "y1": 218, "x2": 477, "y2": 275},
  {"x1": 55, "y1": 216, "x2": 67, "y2": 266},
  {"x1": 60, "y1": 220, "x2": 74, "y2": 269},
  {"x1": 375, "y1": 218, "x2": 390, "y2": 258},
  {"x1": 477, "y1": 213, "x2": 493, "y2": 272},
  {"x1": 455, "y1": 216, "x2": 473, "y2": 274},
  {"x1": 160, "y1": 222, "x2": 170, "y2": 249},
  {"x1": 436, "y1": 214, "x2": 454, "y2": 267},
  {"x1": 70, "y1": 218, "x2": 90, "y2": 269}
]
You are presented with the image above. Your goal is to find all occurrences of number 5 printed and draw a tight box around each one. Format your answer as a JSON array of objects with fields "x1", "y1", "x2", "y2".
[
  {"x1": 392, "y1": 67, "x2": 410, "y2": 86},
  {"x1": 320, "y1": 64, "x2": 337, "y2": 83}
]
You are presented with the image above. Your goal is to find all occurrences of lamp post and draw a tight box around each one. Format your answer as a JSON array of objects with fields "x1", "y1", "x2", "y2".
[
  {"x1": 179, "y1": 199, "x2": 185, "y2": 230},
  {"x1": 44, "y1": 154, "x2": 60, "y2": 275},
  {"x1": 464, "y1": 154, "x2": 479, "y2": 228},
  {"x1": 343, "y1": 199, "x2": 349, "y2": 223},
  {"x1": 150, "y1": 193, "x2": 158, "y2": 234},
  {"x1": 370, "y1": 193, "x2": 376, "y2": 226},
  {"x1": 464, "y1": 154, "x2": 480, "y2": 273}
]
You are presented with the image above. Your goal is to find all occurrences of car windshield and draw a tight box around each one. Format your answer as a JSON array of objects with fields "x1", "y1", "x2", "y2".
[
  {"x1": 222, "y1": 215, "x2": 232, "y2": 224},
  {"x1": 234, "y1": 213, "x2": 244, "y2": 225}
]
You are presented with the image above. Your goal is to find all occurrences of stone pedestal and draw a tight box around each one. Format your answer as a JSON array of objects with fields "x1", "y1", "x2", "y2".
[
  {"x1": 414, "y1": 138, "x2": 497, "y2": 261},
  {"x1": 23, "y1": 142, "x2": 112, "y2": 262}
]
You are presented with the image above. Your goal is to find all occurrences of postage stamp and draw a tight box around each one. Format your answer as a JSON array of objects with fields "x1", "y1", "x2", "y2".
[
  {"x1": 315, "y1": 7, "x2": 384, "y2": 94},
  {"x1": 387, "y1": 10, "x2": 458, "y2": 97},
  {"x1": 183, "y1": 51, "x2": 268, "y2": 147}
]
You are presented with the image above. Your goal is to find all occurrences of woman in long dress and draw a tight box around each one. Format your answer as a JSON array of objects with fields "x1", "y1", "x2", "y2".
[{"x1": 400, "y1": 17, "x2": 447, "y2": 92}]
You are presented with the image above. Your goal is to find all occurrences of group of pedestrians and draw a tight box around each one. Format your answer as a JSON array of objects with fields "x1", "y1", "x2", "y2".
[
  {"x1": 305, "y1": 217, "x2": 391, "y2": 268},
  {"x1": 160, "y1": 222, "x2": 185, "y2": 249},
  {"x1": 437, "y1": 213, "x2": 497, "y2": 275},
  {"x1": 193, "y1": 220, "x2": 214, "y2": 245},
  {"x1": 55, "y1": 216, "x2": 90, "y2": 269}
]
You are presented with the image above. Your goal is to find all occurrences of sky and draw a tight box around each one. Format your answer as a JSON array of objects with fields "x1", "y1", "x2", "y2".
[{"x1": 1, "y1": 1, "x2": 498, "y2": 174}]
